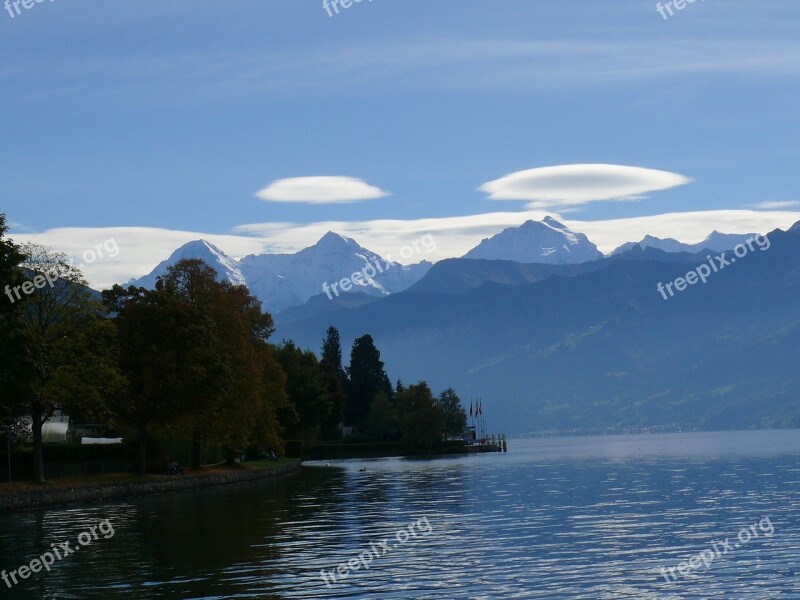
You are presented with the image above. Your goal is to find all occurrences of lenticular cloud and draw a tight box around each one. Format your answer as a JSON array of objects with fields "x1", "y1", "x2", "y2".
[
  {"x1": 256, "y1": 176, "x2": 389, "y2": 204},
  {"x1": 479, "y1": 164, "x2": 692, "y2": 208}
]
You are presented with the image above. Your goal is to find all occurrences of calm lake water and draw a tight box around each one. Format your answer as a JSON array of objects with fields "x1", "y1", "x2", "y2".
[{"x1": 1, "y1": 431, "x2": 800, "y2": 599}]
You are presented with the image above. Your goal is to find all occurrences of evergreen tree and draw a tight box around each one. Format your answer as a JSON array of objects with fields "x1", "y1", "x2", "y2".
[
  {"x1": 345, "y1": 334, "x2": 392, "y2": 430},
  {"x1": 321, "y1": 326, "x2": 346, "y2": 382},
  {"x1": 319, "y1": 326, "x2": 346, "y2": 439}
]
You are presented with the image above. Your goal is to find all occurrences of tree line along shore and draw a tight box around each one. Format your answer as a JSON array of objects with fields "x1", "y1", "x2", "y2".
[{"x1": 0, "y1": 214, "x2": 469, "y2": 485}]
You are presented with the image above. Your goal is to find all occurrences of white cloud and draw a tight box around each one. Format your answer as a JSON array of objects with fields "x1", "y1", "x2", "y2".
[
  {"x1": 479, "y1": 164, "x2": 692, "y2": 210},
  {"x1": 10, "y1": 227, "x2": 271, "y2": 291},
  {"x1": 567, "y1": 210, "x2": 800, "y2": 253},
  {"x1": 751, "y1": 200, "x2": 800, "y2": 210},
  {"x1": 236, "y1": 209, "x2": 800, "y2": 260},
  {"x1": 13, "y1": 210, "x2": 800, "y2": 290},
  {"x1": 255, "y1": 176, "x2": 389, "y2": 204}
]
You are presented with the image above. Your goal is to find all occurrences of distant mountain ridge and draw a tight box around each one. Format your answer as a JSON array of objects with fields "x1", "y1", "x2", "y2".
[
  {"x1": 276, "y1": 221, "x2": 800, "y2": 436},
  {"x1": 612, "y1": 231, "x2": 759, "y2": 255},
  {"x1": 128, "y1": 233, "x2": 432, "y2": 314}
]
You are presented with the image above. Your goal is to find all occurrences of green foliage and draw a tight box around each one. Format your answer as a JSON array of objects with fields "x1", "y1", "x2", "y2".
[
  {"x1": 8, "y1": 242, "x2": 122, "y2": 482},
  {"x1": 160, "y1": 260, "x2": 281, "y2": 462},
  {"x1": 345, "y1": 334, "x2": 392, "y2": 429},
  {"x1": 102, "y1": 283, "x2": 225, "y2": 474},
  {"x1": 397, "y1": 381, "x2": 445, "y2": 446},
  {"x1": 363, "y1": 391, "x2": 397, "y2": 441},
  {"x1": 0, "y1": 214, "x2": 26, "y2": 429},
  {"x1": 274, "y1": 340, "x2": 331, "y2": 445},
  {"x1": 438, "y1": 388, "x2": 467, "y2": 439},
  {"x1": 0, "y1": 228, "x2": 470, "y2": 481},
  {"x1": 321, "y1": 326, "x2": 346, "y2": 381},
  {"x1": 319, "y1": 326, "x2": 347, "y2": 439}
]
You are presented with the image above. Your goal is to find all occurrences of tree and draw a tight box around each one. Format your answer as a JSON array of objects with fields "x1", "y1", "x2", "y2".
[
  {"x1": 437, "y1": 388, "x2": 467, "y2": 440},
  {"x1": 319, "y1": 326, "x2": 346, "y2": 440},
  {"x1": 397, "y1": 381, "x2": 444, "y2": 446},
  {"x1": 363, "y1": 392, "x2": 397, "y2": 441},
  {"x1": 160, "y1": 259, "x2": 278, "y2": 467},
  {"x1": 0, "y1": 214, "x2": 26, "y2": 438},
  {"x1": 103, "y1": 284, "x2": 224, "y2": 475},
  {"x1": 12, "y1": 243, "x2": 122, "y2": 482},
  {"x1": 274, "y1": 341, "x2": 331, "y2": 446},
  {"x1": 208, "y1": 283, "x2": 279, "y2": 464},
  {"x1": 345, "y1": 334, "x2": 392, "y2": 430},
  {"x1": 321, "y1": 326, "x2": 346, "y2": 382},
  {"x1": 252, "y1": 344, "x2": 287, "y2": 455}
]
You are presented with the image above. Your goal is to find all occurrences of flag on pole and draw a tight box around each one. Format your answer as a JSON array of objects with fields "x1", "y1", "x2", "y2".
[
  {"x1": 477, "y1": 400, "x2": 481, "y2": 417},
  {"x1": 469, "y1": 401, "x2": 473, "y2": 418}
]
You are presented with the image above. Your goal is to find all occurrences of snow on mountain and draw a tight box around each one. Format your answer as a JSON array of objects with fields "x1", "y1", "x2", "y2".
[
  {"x1": 130, "y1": 232, "x2": 432, "y2": 314},
  {"x1": 462, "y1": 216, "x2": 604, "y2": 264},
  {"x1": 611, "y1": 231, "x2": 760, "y2": 255},
  {"x1": 239, "y1": 232, "x2": 431, "y2": 312},
  {"x1": 128, "y1": 240, "x2": 247, "y2": 289}
]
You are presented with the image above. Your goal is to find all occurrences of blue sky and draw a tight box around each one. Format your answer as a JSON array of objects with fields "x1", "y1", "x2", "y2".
[{"x1": 2, "y1": 0, "x2": 799, "y2": 287}]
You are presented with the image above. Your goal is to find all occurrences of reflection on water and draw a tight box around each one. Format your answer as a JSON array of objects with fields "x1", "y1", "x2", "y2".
[{"x1": 1, "y1": 430, "x2": 799, "y2": 599}]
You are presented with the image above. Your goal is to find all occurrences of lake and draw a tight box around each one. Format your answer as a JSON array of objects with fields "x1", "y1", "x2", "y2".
[{"x1": 1, "y1": 430, "x2": 799, "y2": 598}]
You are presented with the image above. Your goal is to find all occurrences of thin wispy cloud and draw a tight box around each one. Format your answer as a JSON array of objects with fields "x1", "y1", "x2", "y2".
[
  {"x1": 479, "y1": 164, "x2": 691, "y2": 210},
  {"x1": 5, "y1": 37, "x2": 800, "y2": 103},
  {"x1": 255, "y1": 176, "x2": 389, "y2": 204},
  {"x1": 12, "y1": 210, "x2": 800, "y2": 290},
  {"x1": 751, "y1": 200, "x2": 800, "y2": 210}
]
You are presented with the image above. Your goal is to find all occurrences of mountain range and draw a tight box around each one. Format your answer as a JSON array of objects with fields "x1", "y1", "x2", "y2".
[
  {"x1": 611, "y1": 231, "x2": 758, "y2": 255},
  {"x1": 127, "y1": 217, "x2": 797, "y2": 435},
  {"x1": 131, "y1": 217, "x2": 759, "y2": 314},
  {"x1": 275, "y1": 222, "x2": 800, "y2": 436},
  {"x1": 129, "y1": 232, "x2": 432, "y2": 314}
]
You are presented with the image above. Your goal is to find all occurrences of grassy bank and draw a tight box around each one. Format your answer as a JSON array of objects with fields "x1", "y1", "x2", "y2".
[{"x1": 0, "y1": 458, "x2": 301, "y2": 513}]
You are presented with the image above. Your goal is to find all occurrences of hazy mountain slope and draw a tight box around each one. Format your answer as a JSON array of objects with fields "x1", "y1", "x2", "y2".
[
  {"x1": 277, "y1": 224, "x2": 800, "y2": 435},
  {"x1": 612, "y1": 231, "x2": 760, "y2": 255}
]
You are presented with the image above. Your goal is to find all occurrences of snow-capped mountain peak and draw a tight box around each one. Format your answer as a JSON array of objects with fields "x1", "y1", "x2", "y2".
[
  {"x1": 128, "y1": 239, "x2": 246, "y2": 289},
  {"x1": 463, "y1": 217, "x2": 604, "y2": 264},
  {"x1": 131, "y1": 233, "x2": 433, "y2": 314}
]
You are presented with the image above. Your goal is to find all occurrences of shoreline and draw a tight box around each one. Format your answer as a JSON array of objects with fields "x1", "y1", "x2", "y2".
[{"x1": 0, "y1": 460, "x2": 302, "y2": 514}]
